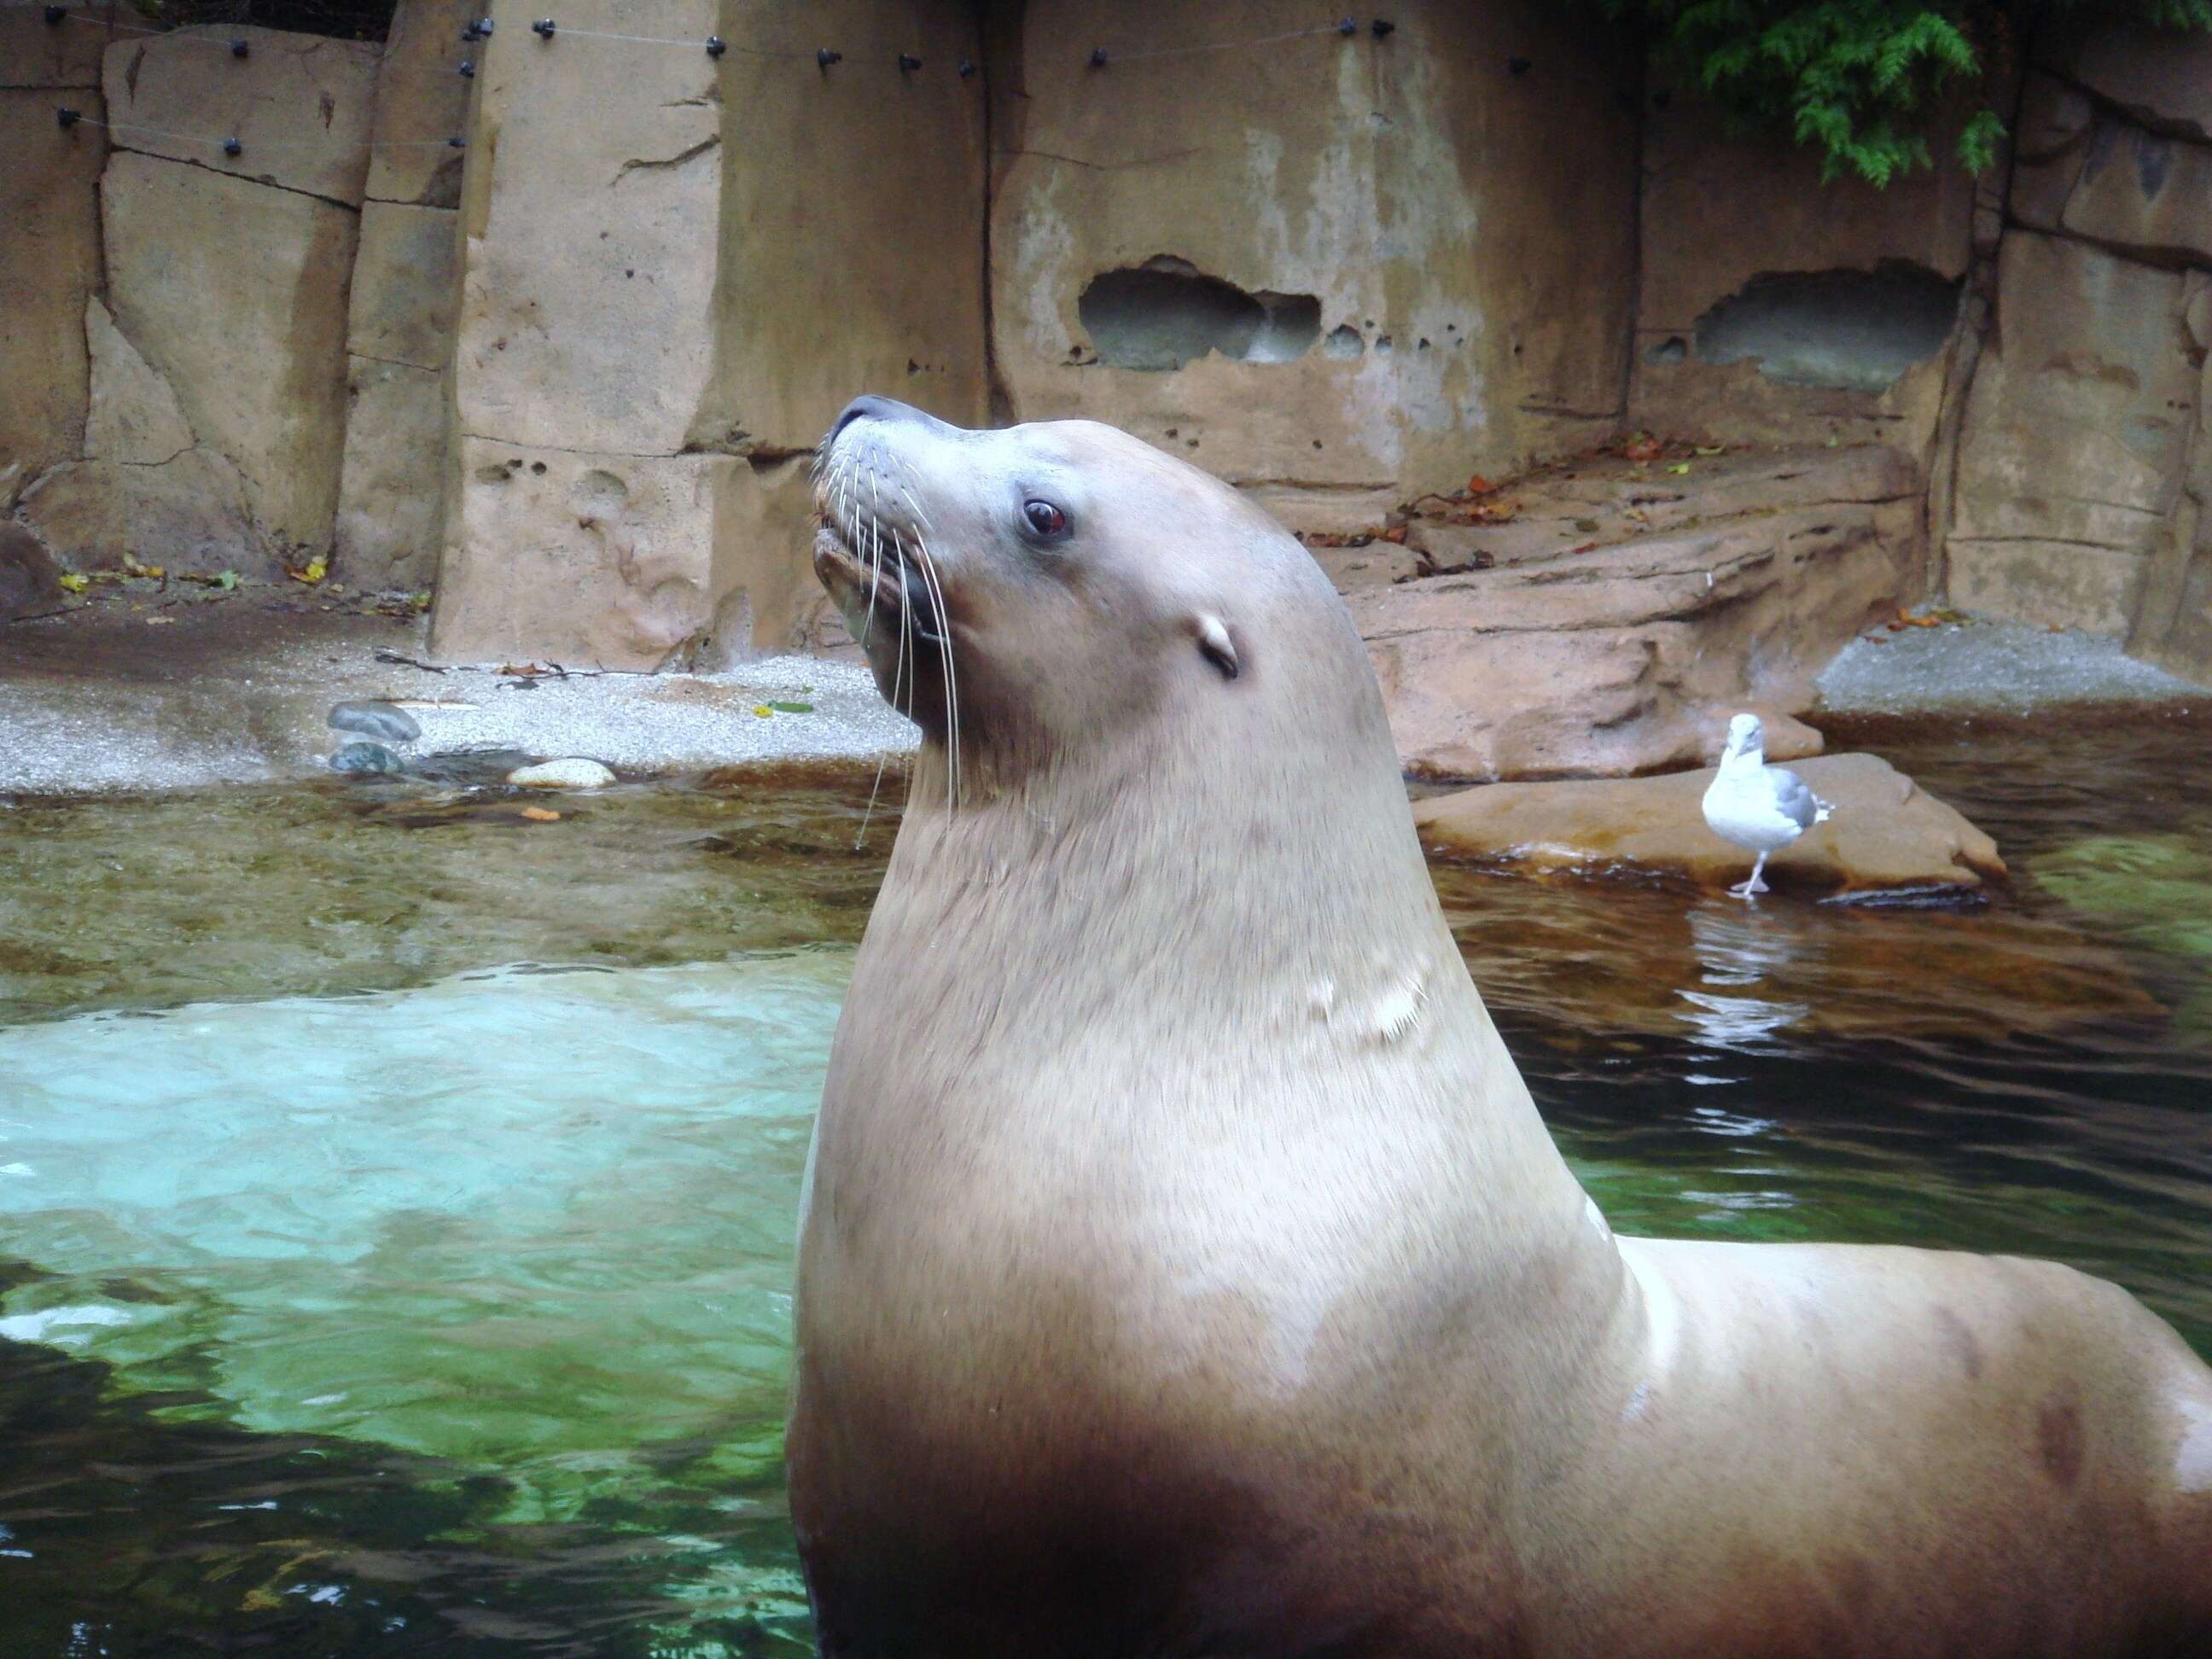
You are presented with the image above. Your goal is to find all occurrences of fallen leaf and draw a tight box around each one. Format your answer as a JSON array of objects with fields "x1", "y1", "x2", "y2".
[
  {"x1": 753, "y1": 704, "x2": 775, "y2": 718},
  {"x1": 1465, "y1": 474, "x2": 1494, "y2": 496},
  {"x1": 1624, "y1": 434, "x2": 1662, "y2": 463},
  {"x1": 1667, "y1": 462, "x2": 1691, "y2": 475},
  {"x1": 1382, "y1": 526, "x2": 1408, "y2": 544},
  {"x1": 147, "y1": 614, "x2": 175, "y2": 626},
  {"x1": 520, "y1": 806, "x2": 562, "y2": 823},
  {"x1": 58, "y1": 573, "x2": 89, "y2": 593},
  {"x1": 766, "y1": 700, "x2": 814, "y2": 713},
  {"x1": 217, "y1": 570, "x2": 239, "y2": 591},
  {"x1": 1694, "y1": 444, "x2": 1725, "y2": 456},
  {"x1": 286, "y1": 558, "x2": 328, "y2": 585}
]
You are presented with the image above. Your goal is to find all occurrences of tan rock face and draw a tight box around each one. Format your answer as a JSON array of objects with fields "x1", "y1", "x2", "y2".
[
  {"x1": 1, "y1": 2, "x2": 119, "y2": 89},
  {"x1": 2131, "y1": 299, "x2": 2212, "y2": 683},
  {"x1": 449, "y1": 0, "x2": 721, "y2": 457},
  {"x1": 364, "y1": 0, "x2": 473, "y2": 208},
  {"x1": 1413, "y1": 752, "x2": 2005, "y2": 898},
  {"x1": 334, "y1": 358, "x2": 446, "y2": 589},
  {"x1": 700, "y1": 0, "x2": 987, "y2": 455},
  {"x1": 987, "y1": 0, "x2": 1638, "y2": 527},
  {"x1": 2011, "y1": 73, "x2": 2212, "y2": 265},
  {"x1": 100, "y1": 24, "x2": 380, "y2": 204},
  {"x1": 429, "y1": 439, "x2": 732, "y2": 669},
  {"x1": 432, "y1": 0, "x2": 992, "y2": 665},
  {"x1": 1344, "y1": 445, "x2": 1922, "y2": 779},
  {"x1": 1, "y1": 521, "x2": 64, "y2": 621},
  {"x1": 1630, "y1": 89, "x2": 1974, "y2": 455},
  {"x1": 2041, "y1": 16, "x2": 2212, "y2": 142},
  {"x1": 21, "y1": 447, "x2": 260, "y2": 576},
  {"x1": 1947, "y1": 231, "x2": 2195, "y2": 633},
  {"x1": 334, "y1": 191, "x2": 460, "y2": 589},
  {"x1": 98, "y1": 150, "x2": 359, "y2": 563},
  {"x1": 346, "y1": 201, "x2": 460, "y2": 370},
  {"x1": 0, "y1": 88, "x2": 105, "y2": 498},
  {"x1": 81, "y1": 295, "x2": 191, "y2": 465}
]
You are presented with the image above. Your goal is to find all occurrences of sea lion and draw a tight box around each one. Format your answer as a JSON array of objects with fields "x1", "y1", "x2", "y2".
[{"x1": 789, "y1": 394, "x2": 2212, "y2": 1656}]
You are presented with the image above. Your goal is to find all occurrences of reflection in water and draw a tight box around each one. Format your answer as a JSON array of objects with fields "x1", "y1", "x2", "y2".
[
  {"x1": 1678, "y1": 899, "x2": 1813, "y2": 1049},
  {"x1": 0, "y1": 709, "x2": 2205, "y2": 1652}
]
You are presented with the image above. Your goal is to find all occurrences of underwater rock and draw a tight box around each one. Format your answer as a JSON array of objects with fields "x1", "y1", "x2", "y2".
[
  {"x1": 508, "y1": 758, "x2": 616, "y2": 790},
  {"x1": 1415, "y1": 752, "x2": 2005, "y2": 899},
  {"x1": 403, "y1": 748, "x2": 536, "y2": 787},
  {"x1": 329, "y1": 699, "x2": 422, "y2": 745},
  {"x1": 329, "y1": 741, "x2": 405, "y2": 777}
]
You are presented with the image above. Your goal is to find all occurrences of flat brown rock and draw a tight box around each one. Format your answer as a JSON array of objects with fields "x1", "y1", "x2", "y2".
[{"x1": 1412, "y1": 752, "x2": 2005, "y2": 899}]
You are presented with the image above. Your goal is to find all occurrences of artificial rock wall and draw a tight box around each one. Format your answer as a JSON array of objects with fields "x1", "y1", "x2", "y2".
[
  {"x1": 9, "y1": 0, "x2": 2212, "y2": 685},
  {"x1": 987, "y1": 0, "x2": 1639, "y2": 533}
]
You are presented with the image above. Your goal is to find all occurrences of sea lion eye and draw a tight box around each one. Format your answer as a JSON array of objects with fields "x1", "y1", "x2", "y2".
[{"x1": 1022, "y1": 499, "x2": 1068, "y2": 538}]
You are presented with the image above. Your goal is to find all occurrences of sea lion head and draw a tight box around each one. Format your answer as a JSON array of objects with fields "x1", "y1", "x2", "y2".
[{"x1": 812, "y1": 395, "x2": 1370, "y2": 782}]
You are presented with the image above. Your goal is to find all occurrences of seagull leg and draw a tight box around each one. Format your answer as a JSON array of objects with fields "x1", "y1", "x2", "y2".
[{"x1": 1729, "y1": 853, "x2": 1770, "y2": 899}]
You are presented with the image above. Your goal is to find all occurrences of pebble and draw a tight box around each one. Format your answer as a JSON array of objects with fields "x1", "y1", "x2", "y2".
[
  {"x1": 329, "y1": 742, "x2": 405, "y2": 776},
  {"x1": 329, "y1": 699, "x2": 422, "y2": 745},
  {"x1": 508, "y1": 758, "x2": 617, "y2": 790}
]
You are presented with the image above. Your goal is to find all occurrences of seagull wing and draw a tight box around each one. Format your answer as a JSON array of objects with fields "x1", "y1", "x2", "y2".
[{"x1": 1765, "y1": 765, "x2": 1831, "y2": 830}]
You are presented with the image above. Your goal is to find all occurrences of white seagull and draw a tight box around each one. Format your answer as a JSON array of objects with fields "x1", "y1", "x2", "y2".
[{"x1": 1701, "y1": 713, "x2": 1834, "y2": 899}]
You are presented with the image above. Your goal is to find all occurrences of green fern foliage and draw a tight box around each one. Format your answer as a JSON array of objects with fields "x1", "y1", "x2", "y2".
[{"x1": 1596, "y1": 0, "x2": 2212, "y2": 183}]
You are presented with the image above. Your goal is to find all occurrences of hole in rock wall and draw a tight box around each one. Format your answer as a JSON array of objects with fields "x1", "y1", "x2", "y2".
[
  {"x1": 1077, "y1": 256, "x2": 1322, "y2": 372},
  {"x1": 1691, "y1": 263, "x2": 1960, "y2": 393}
]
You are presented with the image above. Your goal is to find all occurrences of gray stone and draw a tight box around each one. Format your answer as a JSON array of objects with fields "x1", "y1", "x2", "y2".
[
  {"x1": 329, "y1": 741, "x2": 405, "y2": 776},
  {"x1": 329, "y1": 699, "x2": 422, "y2": 744}
]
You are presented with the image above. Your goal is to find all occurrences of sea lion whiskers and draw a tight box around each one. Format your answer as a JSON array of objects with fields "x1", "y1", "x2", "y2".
[{"x1": 900, "y1": 527, "x2": 962, "y2": 813}]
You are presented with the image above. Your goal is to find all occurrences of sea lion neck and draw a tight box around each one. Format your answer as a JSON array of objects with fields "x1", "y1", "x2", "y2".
[{"x1": 845, "y1": 689, "x2": 1600, "y2": 1239}]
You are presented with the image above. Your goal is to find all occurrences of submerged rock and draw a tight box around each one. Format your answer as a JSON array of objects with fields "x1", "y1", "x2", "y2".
[
  {"x1": 404, "y1": 748, "x2": 536, "y2": 787},
  {"x1": 329, "y1": 698, "x2": 422, "y2": 744},
  {"x1": 1414, "y1": 753, "x2": 2005, "y2": 899},
  {"x1": 329, "y1": 741, "x2": 405, "y2": 776},
  {"x1": 508, "y1": 758, "x2": 616, "y2": 790}
]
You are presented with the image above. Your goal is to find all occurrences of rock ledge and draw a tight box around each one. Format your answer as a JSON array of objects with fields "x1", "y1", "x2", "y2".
[{"x1": 1413, "y1": 753, "x2": 2005, "y2": 899}]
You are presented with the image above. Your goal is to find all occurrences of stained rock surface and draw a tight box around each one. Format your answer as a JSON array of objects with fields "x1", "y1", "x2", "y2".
[
  {"x1": 1335, "y1": 444, "x2": 1920, "y2": 780},
  {"x1": 1413, "y1": 752, "x2": 2006, "y2": 898}
]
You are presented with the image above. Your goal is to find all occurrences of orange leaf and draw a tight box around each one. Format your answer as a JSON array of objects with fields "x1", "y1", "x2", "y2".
[
  {"x1": 520, "y1": 806, "x2": 562, "y2": 823},
  {"x1": 1465, "y1": 474, "x2": 1493, "y2": 497},
  {"x1": 1382, "y1": 525, "x2": 1408, "y2": 544}
]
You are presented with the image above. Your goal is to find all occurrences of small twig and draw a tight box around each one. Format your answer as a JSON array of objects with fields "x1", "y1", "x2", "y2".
[{"x1": 374, "y1": 649, "x2": 448, "y2": 673}]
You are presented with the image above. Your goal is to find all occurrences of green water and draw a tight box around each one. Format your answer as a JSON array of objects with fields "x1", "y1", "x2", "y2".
[{"x1": 1, "y1": 712, "x2": 2209, "y2": 1655}]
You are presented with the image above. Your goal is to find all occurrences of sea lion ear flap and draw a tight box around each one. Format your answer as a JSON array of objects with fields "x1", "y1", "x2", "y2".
[{"x1": 1195, "y1": 613, "x2": 1241, "y2": 681}]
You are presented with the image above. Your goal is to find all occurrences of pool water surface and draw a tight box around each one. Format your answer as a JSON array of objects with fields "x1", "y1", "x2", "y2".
[{"x1": 0, "y1": 710, "x2": 2207, "y2": 1656}]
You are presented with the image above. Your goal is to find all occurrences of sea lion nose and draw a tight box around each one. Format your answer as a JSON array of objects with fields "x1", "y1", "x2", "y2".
[{"x1": 830, "y1": 393, "x2": 932, "y2": 443}]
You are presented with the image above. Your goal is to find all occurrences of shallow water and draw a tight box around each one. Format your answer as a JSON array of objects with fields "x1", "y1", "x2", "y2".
[{"x1": 2, "y1": 712, "x2": 2209, "y2": 1655}]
